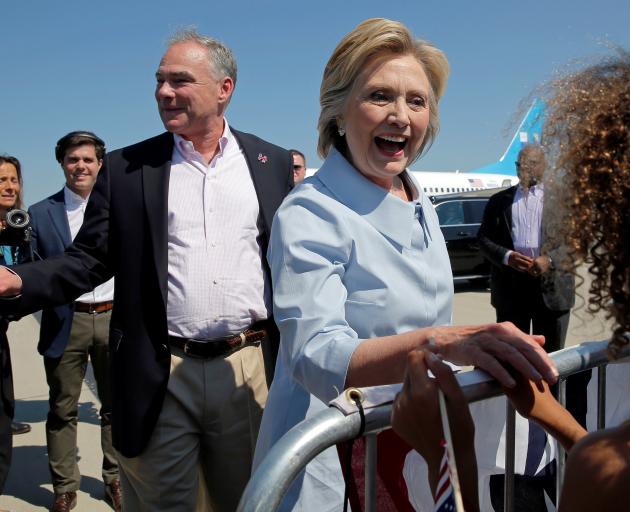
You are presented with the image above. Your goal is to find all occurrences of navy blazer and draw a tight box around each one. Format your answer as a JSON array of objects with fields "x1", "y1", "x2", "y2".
[
  {"x1": 27, "y1": 189, "x2": 76, "y2": 358},
  {"x1": 477, "y1": 185, "x2": 575, "y2": 312},
  {"x1": 7, "y1": 130, "x2": 293, "y2": 457}
]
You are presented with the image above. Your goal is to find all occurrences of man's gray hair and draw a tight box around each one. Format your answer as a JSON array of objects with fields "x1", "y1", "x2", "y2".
[{"x1": 168, "y1": 28, "x2": 237, "y2": 85}]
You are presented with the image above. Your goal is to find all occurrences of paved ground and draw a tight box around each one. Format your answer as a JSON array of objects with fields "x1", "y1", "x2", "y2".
[
  {"x1": 0, "y1": 273, "x2": 612, "y2": 511},
  {"x1": 1, "y1": 314, "x2": 112, "y2": 512}
]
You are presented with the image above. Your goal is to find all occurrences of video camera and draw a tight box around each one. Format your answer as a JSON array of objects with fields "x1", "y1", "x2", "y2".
[{"x1": 0, "y1": 208, "x2": 32, "y2": 247}]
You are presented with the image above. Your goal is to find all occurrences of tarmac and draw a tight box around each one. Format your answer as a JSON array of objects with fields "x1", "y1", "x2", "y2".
[{"x1": 0, "y1": 276, "x2": 612, "y2": 511}]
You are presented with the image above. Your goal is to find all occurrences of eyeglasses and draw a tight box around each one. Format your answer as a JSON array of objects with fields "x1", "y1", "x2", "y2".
[
  {"x1": 515, "y1": 161, "x2": 539, "y2": 169},
  {"x1": 293, "y1": 165, "x2": 305, "y2": 171}
]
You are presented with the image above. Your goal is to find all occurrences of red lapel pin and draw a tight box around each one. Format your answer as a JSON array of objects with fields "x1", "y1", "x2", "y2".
[{"x1": 257, "y1": 153, "x2": 268, "y2": 164}]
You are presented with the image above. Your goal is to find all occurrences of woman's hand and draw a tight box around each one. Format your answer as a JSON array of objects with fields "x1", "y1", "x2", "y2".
[
  {"x1": 391, "y1": 350, "x2": 446, "y2": 466},
  {"x1": 426, "y1": 322, "x2": 558, "y2": 388},
  {"x1": 391, "y1": 349, "x2": 479, "y2": 510}
]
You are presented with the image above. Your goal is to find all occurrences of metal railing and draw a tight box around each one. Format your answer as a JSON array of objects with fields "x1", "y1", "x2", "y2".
[{"x1": 238, "y1": 340, "x2": 630, "y2": 512}]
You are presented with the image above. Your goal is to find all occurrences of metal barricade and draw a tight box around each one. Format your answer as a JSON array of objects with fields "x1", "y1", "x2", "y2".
[{"x1": 238, "y1": 340, "x2": 630, "y2": 512}]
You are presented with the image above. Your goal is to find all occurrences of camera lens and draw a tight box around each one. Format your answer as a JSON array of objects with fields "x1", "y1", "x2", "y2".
[{"x1": 6, "y1": 209, "x2": 30, "y2": 229}]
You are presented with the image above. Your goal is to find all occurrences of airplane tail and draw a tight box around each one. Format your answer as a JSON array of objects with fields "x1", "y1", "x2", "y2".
[{"x1": 474, "y1": 99, "x2": 545, "y2": 175}]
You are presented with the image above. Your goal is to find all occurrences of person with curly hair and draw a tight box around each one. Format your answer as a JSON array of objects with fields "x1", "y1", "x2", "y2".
[{"x1": 392, "y1": 52, "x2": 630, "y2": 512}]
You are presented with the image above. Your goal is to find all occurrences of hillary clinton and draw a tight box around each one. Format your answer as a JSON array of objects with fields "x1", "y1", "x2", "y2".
[{"x1": 254, "y1": 18, "x2": 556, "y2": 511}]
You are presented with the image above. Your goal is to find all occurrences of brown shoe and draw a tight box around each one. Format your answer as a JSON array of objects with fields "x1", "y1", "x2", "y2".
[
  {"x1": 104, "y1": 479, "x2": 123, "y2": 511},
  {"x1": 50, "y1": 491, "x2": 77, "y2": 512}
]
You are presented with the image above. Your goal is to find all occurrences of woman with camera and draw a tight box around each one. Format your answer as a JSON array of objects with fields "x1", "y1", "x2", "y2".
[
  {"x1": 0, "y1": 155, "x2": 25, "y2": 266},
  {"x1": 0, "y1": 154, "x2": 30, "y2": 496}
]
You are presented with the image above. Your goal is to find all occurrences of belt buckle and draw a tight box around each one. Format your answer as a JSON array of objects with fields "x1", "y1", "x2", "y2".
[
  {"x1": 182, "y1": 338, "x2": 207, "y2": 359},
  {"x1": 183, "y1": 340, "x2": 196, "y2": 357},
  {"x1": 89, "y1": 303, "x2": 97, "y2": 315}
]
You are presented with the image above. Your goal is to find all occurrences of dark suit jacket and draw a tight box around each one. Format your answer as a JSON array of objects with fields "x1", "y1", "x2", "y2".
[
  {"x1": 26, "y1": 189, "x2": 77, "y2": 358},
  {"x1": 477, "y1": 185, "x2": 574, "y2": 312},
  {"x1": 9, "y1": 130, "x2": 293, "y2": 457}
]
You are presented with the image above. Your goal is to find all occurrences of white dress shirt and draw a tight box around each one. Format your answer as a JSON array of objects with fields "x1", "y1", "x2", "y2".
[
  {"x1": 504, "y1": 183, "x2": 544, "y2": 264},
  {"x1": 65, "y1": 186, "x2": 115, "y2": 304},
  {"x1": 166, "y1": 122, "x2": 270, "y2": 339}
]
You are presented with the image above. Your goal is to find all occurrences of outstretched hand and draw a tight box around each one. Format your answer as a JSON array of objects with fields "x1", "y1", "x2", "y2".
[
  {"x1": 0, "y1": 266, "x2": 22, "y2": 297},
  {"x1": 503, "y1": 372, "x2": 588, "y2": 451},
  {"x1": 426, "y1": 322, "x2": 558, "y2": 388},
  {"x1": 391, "y1": 350, "x2": 479, "y2": 510},
  {"x1": 503, "y1": 373, "x2": 555, "y2": 422}
]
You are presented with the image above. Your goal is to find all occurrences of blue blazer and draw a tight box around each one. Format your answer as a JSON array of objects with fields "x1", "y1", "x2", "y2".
[
  {"x1": 26, "y1": 189, "x2": 75, "y2": 358},
  {"x1": 10, "y1": 131, "x2": 292, "y2": 457}
]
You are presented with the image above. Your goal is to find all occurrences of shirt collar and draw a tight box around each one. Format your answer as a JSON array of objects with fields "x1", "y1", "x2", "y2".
[
  {"x1": 173, "y1": 119, "x2": 232, "y2": 163},
  {"x1": 517, "y1": 182, "x2": 544, "y2": 196},
  {"x1": 315, "y1": 148, "x2": 423, "y2": 249},
  {"x1": 63, "y1": 185, "x2": 89, "y2": 208}
]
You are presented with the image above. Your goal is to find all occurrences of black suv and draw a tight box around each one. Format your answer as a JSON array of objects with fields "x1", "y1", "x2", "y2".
[{"x1": 430, "y1": 188, "x2": 504, "y2": 282}]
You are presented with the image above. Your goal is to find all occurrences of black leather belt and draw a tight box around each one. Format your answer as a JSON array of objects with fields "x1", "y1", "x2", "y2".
[
  {"x1": 168, "y1": 320, "x2": 269, "y2": 359},
  {"x1": 75, "y1": 301, "x2": 113, "y2": 314}
]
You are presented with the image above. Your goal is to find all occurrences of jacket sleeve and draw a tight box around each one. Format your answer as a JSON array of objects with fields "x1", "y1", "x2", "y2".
[
  {"x1": 478, "y1": 194, "x2": 510, "y2": 268},
  {"x1": 7, "y1": 158, "x2": 114, "y2": 316}
]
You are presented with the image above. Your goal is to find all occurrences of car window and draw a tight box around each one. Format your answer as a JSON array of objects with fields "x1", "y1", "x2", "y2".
[
  {"x1": 435, "y1": 201, "x2": 465, "y2": 226},
  {"x1": 464, "y1": 199, "x2": 488, "y2": 224}
]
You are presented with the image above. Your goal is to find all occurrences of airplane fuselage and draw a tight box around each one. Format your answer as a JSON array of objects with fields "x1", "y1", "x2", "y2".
[{"x1": 409, "y1": 170, "x2": 517, "y2": 195}]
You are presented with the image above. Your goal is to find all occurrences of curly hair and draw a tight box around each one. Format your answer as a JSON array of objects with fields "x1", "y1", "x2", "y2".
[{"x1": 542, "y1": 51, "x2": 630, "y2": 358}]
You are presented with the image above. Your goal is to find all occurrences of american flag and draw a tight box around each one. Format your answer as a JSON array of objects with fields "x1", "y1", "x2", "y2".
[
  {"x1": 434, "y1": 443, "x2": 456, "y2": 511},
  {"x1": 467, "y1": 178, "x2": 484, "y2": 188}
]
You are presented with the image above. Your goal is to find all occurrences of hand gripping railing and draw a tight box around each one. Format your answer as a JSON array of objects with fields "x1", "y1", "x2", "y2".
[{"x1": 238, "y1": 340, "x2": 630, "y2": 512}]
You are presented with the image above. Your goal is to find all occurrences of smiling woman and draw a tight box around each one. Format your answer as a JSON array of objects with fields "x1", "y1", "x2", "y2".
[
  {"x1": 339, "y1": 53, "x2": 430, "y2": 197},
  {"x1": 253, "y1": 17, "x2": 557, "y2": 512}
]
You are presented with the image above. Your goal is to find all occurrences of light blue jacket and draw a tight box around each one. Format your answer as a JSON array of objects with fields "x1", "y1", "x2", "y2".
[{"x1": 254, "y1": 149, "x2": 453, "y2": 511}]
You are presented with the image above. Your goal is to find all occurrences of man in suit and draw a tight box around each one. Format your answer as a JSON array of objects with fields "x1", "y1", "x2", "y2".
[
  {"x1": 26, "y1": 131, "x2": 120, "y2": 512},
  {"x1": 478, "y1": 144, "x2": 575, "y2": 510},
  {"x1": 0, "y1": 29, "x2": 292, "y2": 511},
  {"x1": 478, "y1": 144, "x2": 574, "y2": 353}
]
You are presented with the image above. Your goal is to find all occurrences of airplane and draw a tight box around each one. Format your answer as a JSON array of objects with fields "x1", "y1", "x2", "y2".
[
  {"x1": 304, "y1": 99, "x2": 544, "y2": 195},
  {"x1": 409, "y1": 99, "x2": 544, "y2": 195}
]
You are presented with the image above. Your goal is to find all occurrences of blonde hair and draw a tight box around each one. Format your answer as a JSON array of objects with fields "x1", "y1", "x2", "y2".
[{"x1": 317, "y1": 18, "x2": 449, "y2": 161}]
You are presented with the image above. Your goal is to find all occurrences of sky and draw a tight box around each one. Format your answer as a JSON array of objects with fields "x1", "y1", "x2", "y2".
[{"x1": 2, "y1": 0, "x2": 629, "y2": 205}]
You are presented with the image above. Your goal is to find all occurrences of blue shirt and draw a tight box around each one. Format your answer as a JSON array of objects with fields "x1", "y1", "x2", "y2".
[{"x1": 254, "y1": 149, "x2": 453, "y2": 510}]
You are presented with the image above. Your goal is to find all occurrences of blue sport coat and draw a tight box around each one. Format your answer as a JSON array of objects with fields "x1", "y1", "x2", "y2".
[{"x1": 27, "y1": 189, "x2": 75, "y2": 358}]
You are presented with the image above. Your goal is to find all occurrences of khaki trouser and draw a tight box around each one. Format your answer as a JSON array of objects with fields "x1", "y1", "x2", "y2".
[
  {"x1": 117, "y1": 342, "x2": 268, "y2": 512},
  {"x1": 44, "y1": 309, "x2": 118, "y2": 493}
]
